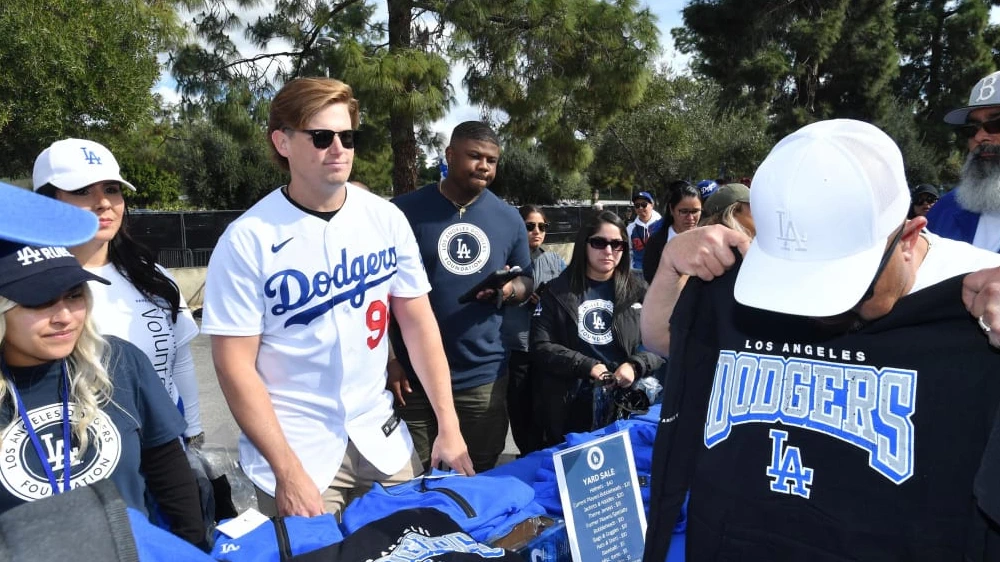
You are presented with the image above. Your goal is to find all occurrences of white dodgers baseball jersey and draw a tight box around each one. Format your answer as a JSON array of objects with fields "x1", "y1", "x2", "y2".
[{"x1": 201, "y1": 184, "x2": 431, "y2": 494}]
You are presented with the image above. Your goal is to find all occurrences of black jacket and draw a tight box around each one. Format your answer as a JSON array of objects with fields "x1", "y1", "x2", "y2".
[
  {"x1": 644, "y1": 268, "x2": 1000, "y2": 562},
  {"x1": 529, "y1": 270, "x2": 664, "y2": 446}
]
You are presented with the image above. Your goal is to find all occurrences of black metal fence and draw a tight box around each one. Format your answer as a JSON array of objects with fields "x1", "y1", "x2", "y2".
[{"x1": 130, "y1": 204, "x2": 633, "y2": 268}]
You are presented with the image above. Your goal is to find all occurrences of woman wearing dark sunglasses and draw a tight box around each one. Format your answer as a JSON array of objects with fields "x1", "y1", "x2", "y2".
[
  {"x1": 502, "y1": 205, "x2": 566, "y2": 455},
  {"x1": 909, "y1": 184, "x2": 938, "y2": 218},
  {"x1": 530, "y1": 211, "x2": 663, "y2": 446}
]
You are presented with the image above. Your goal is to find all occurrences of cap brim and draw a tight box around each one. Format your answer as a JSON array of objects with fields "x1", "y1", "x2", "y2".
[
  {"x1": 944, "y1": 106, "x2": 985, "y2": 125},
  {"x1": 0, "y1": 266, "x2": 109, "y2": 307},
  {"x1": 0, "y1": 183, "x2": 98, "y2": 246},
  {"x1": 734, "y1": 237, "x2": 885, "y2": 317},
  {"x1": 47, "y1": 170, "x2": 136, "y2": 192}
]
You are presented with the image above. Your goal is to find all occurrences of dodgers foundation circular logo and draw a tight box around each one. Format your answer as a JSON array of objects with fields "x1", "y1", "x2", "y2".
[
  {"x1": 587, "y1": 446, "x2": 605, "y2": 470},
  {"x1": 578, "y1": 300, "x2": 614, "y2": 345},
  {"x1": 0, "y1": 405, "x2": 122, "y2": 502},
  {"x1": 438, "y1": 223, "x2": 490, "y2": 275}
]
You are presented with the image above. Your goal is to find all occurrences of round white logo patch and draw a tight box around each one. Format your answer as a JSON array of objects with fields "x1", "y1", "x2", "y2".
[
  {"x1": 437, "y1": 223, "x2": 490, "y2": 275},
  {"x1": 578, "y1": 299, "x2": 614, "y2": 345},
  {"x1": 0, "y1": 405, "x2": 122, "y2": 502}
]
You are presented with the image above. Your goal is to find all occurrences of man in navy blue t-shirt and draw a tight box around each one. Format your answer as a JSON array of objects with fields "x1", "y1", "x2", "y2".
[{"x1": 390, "y1": 121, "x2": 532, "y2": 473}]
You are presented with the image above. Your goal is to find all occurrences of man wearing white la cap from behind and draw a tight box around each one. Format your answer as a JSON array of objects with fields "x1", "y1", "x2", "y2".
[{"x1": 642, "y1": 119, "x2": 1000, "y2": 561}]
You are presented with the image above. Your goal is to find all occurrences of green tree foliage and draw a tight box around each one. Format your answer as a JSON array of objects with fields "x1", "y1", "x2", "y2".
[
  {"x1": 876, "y1": 98, "x2": 953, "y2": 186},
  {"x1": 449, "y1": 0, "x2": 660, "y2": 176},
  {"x1": 588, "y1": 72, "x2": 773, "y2": 201},
  {"x1": 0, "y1": 0, "x2": 184, "y2": 177},
  {"x1": 895, "y1": 0, "x2": 996, "y2": 156},
  {"x1": 490, "y1": 145, "x2": 590, "y2": 205},
  {"x1": 675, "y1": 0, "x2": 899, "y2": 137},
  {"x1": 164, "y1": 84, "x2": 286, "y2": 209},
  {"x1": 171, "y1": 0, "x2": 660, "y2": 195}
]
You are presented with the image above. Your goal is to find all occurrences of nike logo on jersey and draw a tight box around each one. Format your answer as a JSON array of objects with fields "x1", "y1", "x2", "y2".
[
  {"x1": 271, "y1": 237, "x2": 294, "y2": 253},
  {"x1": 264, "y1": 246, "x2": 398, "y2": 327}
]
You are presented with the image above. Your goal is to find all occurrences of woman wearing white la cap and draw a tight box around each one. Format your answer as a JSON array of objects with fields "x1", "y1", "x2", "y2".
[
  {"x1": 0, "y1": 239, "x2": 204, "y2": 546},
  {"x1": 32, "y1": 139, "x2": 205, "y2": 447}
]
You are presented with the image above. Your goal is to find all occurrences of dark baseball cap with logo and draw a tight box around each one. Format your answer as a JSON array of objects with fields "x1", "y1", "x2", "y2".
[
  {"x1": 945, "y1": 71, "x2": 1000, "y2": 125},
  {"x1": 0, "y1": 241, "x2": 109, "y2": 307}
]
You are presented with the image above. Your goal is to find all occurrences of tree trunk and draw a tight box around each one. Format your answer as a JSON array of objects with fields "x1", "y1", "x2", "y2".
[{"x1": 387, "y1": 0, "x2": 418, "y2": 196}]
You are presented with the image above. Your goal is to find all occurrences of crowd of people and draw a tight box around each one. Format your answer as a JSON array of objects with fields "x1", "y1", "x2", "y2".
[{"x1": 3, "y1": 67, "x2": 1000, "y2": 560}]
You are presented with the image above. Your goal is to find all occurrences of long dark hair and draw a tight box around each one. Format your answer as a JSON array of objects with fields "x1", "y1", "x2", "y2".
[
  {"x1": 566, "y1": 211, "x2": 644, "y2": 311},
  {"x1": 664, "y1": 183, "x2": 701, "y2": 228},
  {"x1": 519, "y1": 204, "x2": 545, "y2": 222},
  {"x1": 37, "y1": 184, "x2": 183, "y2": 322}
]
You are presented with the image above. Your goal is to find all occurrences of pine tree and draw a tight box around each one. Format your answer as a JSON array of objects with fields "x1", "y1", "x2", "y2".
[{"x1": 170, "y1": 0, "x2": 659, "y2": 195}]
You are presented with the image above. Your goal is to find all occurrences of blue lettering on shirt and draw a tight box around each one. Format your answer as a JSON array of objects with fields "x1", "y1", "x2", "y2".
[
  {"x1": 264, "y1": 247, "x2": 398, "y2": 327},
  {"x1": 704, "y1": 350, "x2": 916, "y2": 484}
]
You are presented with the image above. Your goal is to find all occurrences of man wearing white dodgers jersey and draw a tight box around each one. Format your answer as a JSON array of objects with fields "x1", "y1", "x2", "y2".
[{"x1": 202, "y1": 77, "x2": 472, "y2": 518}]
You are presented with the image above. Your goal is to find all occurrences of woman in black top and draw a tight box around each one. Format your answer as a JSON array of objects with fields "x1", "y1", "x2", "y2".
[{"x1": 530, "y1": 212, "x2": 663, "y2": 446}]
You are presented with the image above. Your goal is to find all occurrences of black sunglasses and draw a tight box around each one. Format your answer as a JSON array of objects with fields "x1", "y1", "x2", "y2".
[
  {"x1": 285, "y1": 128, "x2": 357, "y2": 149},
  {"x1": 633, "y1": 201, "x2": 650, "y2": 209},
  {"x1": 525, "y1": 222, "x2": 549, "y2": 233},
  {"x1": 959, "y1": 117, "x2": 1000, "y2": 137},
  {"x1": 588, "y1": 237, "x2": 626, "y2": 252},
  {"x1": 914, "y1": 194, "x2": 937, "y2": 205},
  {"x1": 859, "y1": 223, "x2": 906, "y2": 304}
]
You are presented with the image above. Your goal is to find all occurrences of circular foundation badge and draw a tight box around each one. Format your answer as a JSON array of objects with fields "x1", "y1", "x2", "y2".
[
  {"x1": 438, "y1": 223, "x2": 490, "y2": 275},
  {"x1": 0, "y1": 404, "x2": 122, "y2": 502},
  {"x1": 578, "y1": 299, "x2": 614, "y2": 345}
]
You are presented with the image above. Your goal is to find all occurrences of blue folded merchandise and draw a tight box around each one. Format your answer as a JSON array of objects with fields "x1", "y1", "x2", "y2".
[
  {"x1": 211, "y1": 513, "x2": 344, "y2": 562},
  {"x1": 342, "y1": 469, "x2": 547, "y2": 543}
]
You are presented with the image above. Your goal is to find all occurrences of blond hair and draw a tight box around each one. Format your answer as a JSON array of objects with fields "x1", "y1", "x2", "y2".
[
  {"x1": 700, "y1": 201, "x2": 754, "y2": 238},
  {"x1": 267, "y1": 77, "x2": 361, "y2": 171},
  {"x1": 0, "y1": 288, "x2": 113, "y2": 455}
]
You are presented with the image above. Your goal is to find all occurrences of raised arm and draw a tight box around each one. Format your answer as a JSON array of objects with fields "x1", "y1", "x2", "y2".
[{"x1": 641, "y1": 226, "x2": 751, "y2": 356}]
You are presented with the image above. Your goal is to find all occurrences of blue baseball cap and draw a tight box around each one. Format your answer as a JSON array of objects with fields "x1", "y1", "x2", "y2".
[
  {"x1": 632, "y1": 191, "x2": 654, "y2": 204},
  {"x1": 697, "y1": 180, "x2": 718, "y2": 199},
  {"x1": 0, "y1": 241, "x2": 109, "y2": 307},
  {"x1": 0, "y1": 182, "x2": 98, "y2": 247}
]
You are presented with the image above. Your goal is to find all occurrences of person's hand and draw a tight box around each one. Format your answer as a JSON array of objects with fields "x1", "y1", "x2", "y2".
[
  {"x1": 662, "y1": 225, "x2": 751, "y2": 281},
  {"x1": 386, "y1": 358, "x2": 412, "y2": 407},
  {"x1": 613, "y1": 362, "x2": 635, "y2": 388},
  {"x1": 431, "y1": 430, "x2": 475, "y2": 476},
  {"x1": 590, "y1": 363, "x2": 611, "y2": 381},
  {"x1": 274, "y1": 464, "x2": 324, "y2": 517},
  {"x1": 475, "y1": 266, "x2": 511, "y2": 302},
  {"x1": 962, "y1": 266, "x2": 1000, "y2": 347}
]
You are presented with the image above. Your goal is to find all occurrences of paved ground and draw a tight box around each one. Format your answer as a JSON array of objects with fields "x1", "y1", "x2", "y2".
[{"x1": 190, "y1": 326, "x2": 520, "y2": 466}]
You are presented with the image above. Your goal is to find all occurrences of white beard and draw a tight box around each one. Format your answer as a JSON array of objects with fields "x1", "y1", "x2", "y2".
[{"x1": 956, "y1": 145, "x2": 1000, "y2": 214}]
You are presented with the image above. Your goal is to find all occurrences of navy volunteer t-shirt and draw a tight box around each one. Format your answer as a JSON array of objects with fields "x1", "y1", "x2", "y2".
[
  {"x1": 0, "y1": 336, "x2": 185, "y2": 514},
  {"x1": 391, "y1": 184, "x2": 532, "y2": 390}
]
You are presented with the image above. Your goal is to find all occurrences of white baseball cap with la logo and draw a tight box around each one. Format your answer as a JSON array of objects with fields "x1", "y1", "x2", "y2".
[
  {"x1": 734, "y1": 119, "x2": 910, "y2": 317},
  {"x1": 32, "y1": 138, "x2": 136, "y2": 192}
]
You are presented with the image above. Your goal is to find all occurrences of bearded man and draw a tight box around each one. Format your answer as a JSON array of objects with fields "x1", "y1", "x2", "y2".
[{"x1": 927, "y1": 70, "x2": 1000, "y2": 251}]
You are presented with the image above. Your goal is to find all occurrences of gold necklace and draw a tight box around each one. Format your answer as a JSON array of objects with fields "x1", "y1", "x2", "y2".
[{"x1": 439, "y1": 183, "x2": 483, "y2": 219}]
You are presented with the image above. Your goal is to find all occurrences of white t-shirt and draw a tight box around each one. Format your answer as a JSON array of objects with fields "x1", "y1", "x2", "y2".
[
  {"x1": 911, "y1": 231, "x2": 1000, "y2": 294},
  {"x1": 972, "y1": 212, "x2": 1000, "y2": 253},
  {"x1": 666, "y1": 225, "x2": 679, "y2": 242},
  {"x1": 86, "y1": 263, "x2": 201, "y2": 434},
  {"x1": 201, "y1": 184, "x2": 431, "y2": 494}
]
